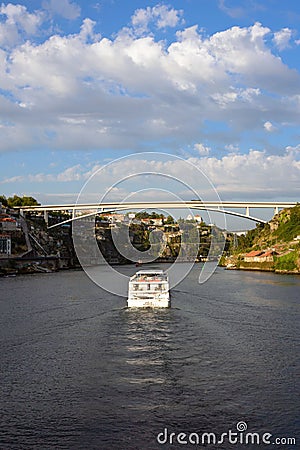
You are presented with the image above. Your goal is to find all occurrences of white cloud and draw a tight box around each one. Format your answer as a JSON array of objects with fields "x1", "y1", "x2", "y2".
[
  {"x1": 56, "y1": 164, "x2": 84, "y2": 181},
  {"x1": 0, "y1": 3, "x2": 43, "y2": 47},
  {"x1": 131, "y1": 7, "x2": 152, "y2": 34},
  {"x1": 42, "y1": 0, "x2": 81, "y2": 20},
  {"x1": 79, "y1": 18, "x2": 99, "y2": 42},
  {"x1": 273, "y1": 28, "x2": 292, "y2": 51},
  {"x1": 131, "y1": 4, "x2": 183, "y2": 35},
  {"x1": 193, "y1": 148, "x2": 300, "y2": 198},
  {"x1": 194, "y1": 143, "x2": 210, "y2": 156},
  {"x1": 153, "y1": 4, "x2": 183, "y2": 29},
  {"x1": 263, "y1": 121, "x2": 276, "y2": 132},
  {"x1": 225, "y1": 144, "x2": 239, "y2": 153},
  {"x1": 0, "y1": 18, "x2": 300, "y2": 154},
  {"x1": 2, "y1": 150, "x2": 299, "y2": 201},
  {"x1": 1, "y1": 164, "x2": 84, "y2": 183}
]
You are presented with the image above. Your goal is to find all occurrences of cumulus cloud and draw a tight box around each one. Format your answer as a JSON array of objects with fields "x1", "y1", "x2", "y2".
[
  {"x1": 131, "y1": 4, "x2": 183, "y2": 35},
  {"x1": 2, "y1": 149, "x2": 299, "y2": 201},
  {"x1": 0, "y1": 19, "x2": 300, "y2": 154},
  {"x1": 273, "y1": 27, "x2": 292, "y2": 51},
  {"x1": 194, "y1": 148, "x2": 300, "y2": 198},
  {"x1": 0, "y1": 3, "x2": 43, "y2": 47},
  {"x1": 194, "y1": 143, "x2": 210, "y2": 156}
]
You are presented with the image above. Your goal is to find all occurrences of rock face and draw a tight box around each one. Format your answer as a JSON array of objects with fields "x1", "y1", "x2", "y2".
[
  {"x1": 269, "y1": 209, "x2": 291, "y2": 232},
  {"x1": 269, "y1": 218, "x2": 279, "y2": 232}
]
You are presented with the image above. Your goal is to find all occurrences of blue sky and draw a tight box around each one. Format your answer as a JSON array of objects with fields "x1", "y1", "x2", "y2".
[{"x1": 0, "y1": 0, "x2": 300, "y2": 226}]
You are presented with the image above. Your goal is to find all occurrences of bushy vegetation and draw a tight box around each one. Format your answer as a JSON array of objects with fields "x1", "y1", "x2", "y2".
[
  {"x1": 274, "y1": 251, "x2": 298, "y2": 271},
  {"x1": 0, "y1": 194, "x2": 40, "y2": 208},
  {"x1": 274, "y1": 204, "x2": 300, "y2": 242},
  {"x1": 135, "y1": 211, "x2": 164, "y2": 220},
  {"x1": 231, "y1": 204, "x2": 300, "y2": 254},
  {"x1": 232, "y1": 223, "x2": 266, "y2": 253}
]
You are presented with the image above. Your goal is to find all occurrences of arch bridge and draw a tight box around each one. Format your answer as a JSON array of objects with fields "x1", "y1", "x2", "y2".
[{"x1": 17, "y1": 201, "x2": 298, "y2": 228}]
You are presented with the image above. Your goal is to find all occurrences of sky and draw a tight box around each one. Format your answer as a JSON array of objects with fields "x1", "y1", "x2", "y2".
[{"x1": 0, "y1": 0, "x2": 300, "y2": 227}]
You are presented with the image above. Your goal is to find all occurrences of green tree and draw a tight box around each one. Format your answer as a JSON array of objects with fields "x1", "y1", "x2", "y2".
[
  {"x1": 0, "y1": 195, "x2": 8, "y2": 207},
  {"x1": 165, "y1": 215, "x2": 175, "y2": 224},
  {"x1": 6, "y1": 195, "x2": 40, "y2": 208}
]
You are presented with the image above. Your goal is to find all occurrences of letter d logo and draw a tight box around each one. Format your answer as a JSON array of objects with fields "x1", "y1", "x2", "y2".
[{"x1": 157, "y1": 427, "x2": 168, "y2": 444}]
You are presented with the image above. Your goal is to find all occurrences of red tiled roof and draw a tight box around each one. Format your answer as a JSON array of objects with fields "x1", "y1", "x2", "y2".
[
  {"x1": 245, "y1": 250, "x2": 262, "y2": 257},
  {"x1": 0, "y1": 218, "x2": 16, "y2": 222},
  {"x1": 260, "y1": 250, "x2": 276, "y2": 257}
]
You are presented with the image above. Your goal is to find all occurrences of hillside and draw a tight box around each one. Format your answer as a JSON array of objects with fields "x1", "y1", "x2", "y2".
[{"x1": 224, "y1": 204, "x2": 300, "y2": 273}]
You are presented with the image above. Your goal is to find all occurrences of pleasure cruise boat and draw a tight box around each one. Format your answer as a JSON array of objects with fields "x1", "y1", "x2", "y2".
[{"x1": 127, "y1": 269, "x2": 170, "y2": 308}]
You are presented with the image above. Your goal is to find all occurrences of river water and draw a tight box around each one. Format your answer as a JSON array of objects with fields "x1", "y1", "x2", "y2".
[{"x1": 0, "y1": 265, "x2": 299, "y2": 449}]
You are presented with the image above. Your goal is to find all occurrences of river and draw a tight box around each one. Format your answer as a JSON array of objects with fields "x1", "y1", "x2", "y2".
[{"x1": 0, "y1": 266, "x2": 299, "y2": 449}]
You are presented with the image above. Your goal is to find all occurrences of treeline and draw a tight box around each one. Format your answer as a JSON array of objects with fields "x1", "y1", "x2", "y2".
[{"x1": 0, "y1": 194, "x2": 40, "y2": 208}]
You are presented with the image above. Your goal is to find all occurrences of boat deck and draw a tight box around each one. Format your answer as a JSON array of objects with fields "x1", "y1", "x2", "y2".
[{"x1": 130, "y1": 270, "x2": 168, "y2": 283}]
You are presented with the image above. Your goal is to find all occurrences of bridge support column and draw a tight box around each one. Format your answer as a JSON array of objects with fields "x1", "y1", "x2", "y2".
[
  {"x1": 245, "y1": 206, "x2": 250, "y2": 217},
  {"x1": 44, "y1": 210, "x2": 49, "y2": 225},
  {"x1": 20, "y1": 209, "x2": 24, "y2": 217},
  {"x1": 274, "y1": 206, "x2": 279, "y2": 215}
]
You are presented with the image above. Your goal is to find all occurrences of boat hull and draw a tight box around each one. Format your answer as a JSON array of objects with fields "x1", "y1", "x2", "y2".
[{"x1": 127, "y1": 294, "x2": 170, "y2": 308}]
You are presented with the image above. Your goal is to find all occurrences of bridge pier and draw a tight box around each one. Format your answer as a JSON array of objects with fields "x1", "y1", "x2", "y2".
[
  {"x1": 245, "y1": 206, "x2": 250, "y2": 217},
  {"x1": 44, "y1": 210, "x2": 49, "y2": 225},
  {"x1": 274, "y1": 206, "x2": 279, "y2": 215}
]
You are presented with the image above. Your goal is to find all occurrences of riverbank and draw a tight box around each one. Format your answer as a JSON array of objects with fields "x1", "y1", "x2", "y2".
[
  {"x1": 0, "y1": 255, "x2": 78, "y2": 276},
  {"x1": 225, "y1": 265, "x2": 300, "y2": 275},
  {"x1": 222, "y1": 256, "x2": 300, "y2": 275}
]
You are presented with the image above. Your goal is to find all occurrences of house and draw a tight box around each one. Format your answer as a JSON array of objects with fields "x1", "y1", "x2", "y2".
[
  {"x1": 194, "y1": 214, "x2": 202, "y2": 223},
  {"x1": 258, "y1": 250, "x2": 277, "y2": 262},
  {"x1": 150, "y1": 218, "x2": 163, "y2": 226},
  {"x1": 140, "y1": 217, "x2": 163, "y2": 226},
  {"x1": 244, "y1": 250, "x2": 263, "y2": 262},
  {"x1": 0, "y1": 217, "x2": 17, "y2": 231},
  {"x1": 244, "y1": 249, "x2": 277, "y2": 263},
  {"x1": 101, "y1": 213, "x2": 125, "y2": 223}
]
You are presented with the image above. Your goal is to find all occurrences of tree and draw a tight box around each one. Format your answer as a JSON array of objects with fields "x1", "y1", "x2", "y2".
[
  {"x1": 165, "y1": 215, "x2": 175, "y2": 224},
  {"x1": 0, "y1": 195, "x2": 8, "y2": 207},
  {"x1": 6, "y1": 195, "x2": 40, "y2": 208}
]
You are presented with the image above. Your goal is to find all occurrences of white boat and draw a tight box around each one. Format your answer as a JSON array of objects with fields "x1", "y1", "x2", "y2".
[{"x1": 127, "y1": 269, "x2": 170, "y2": 308}]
